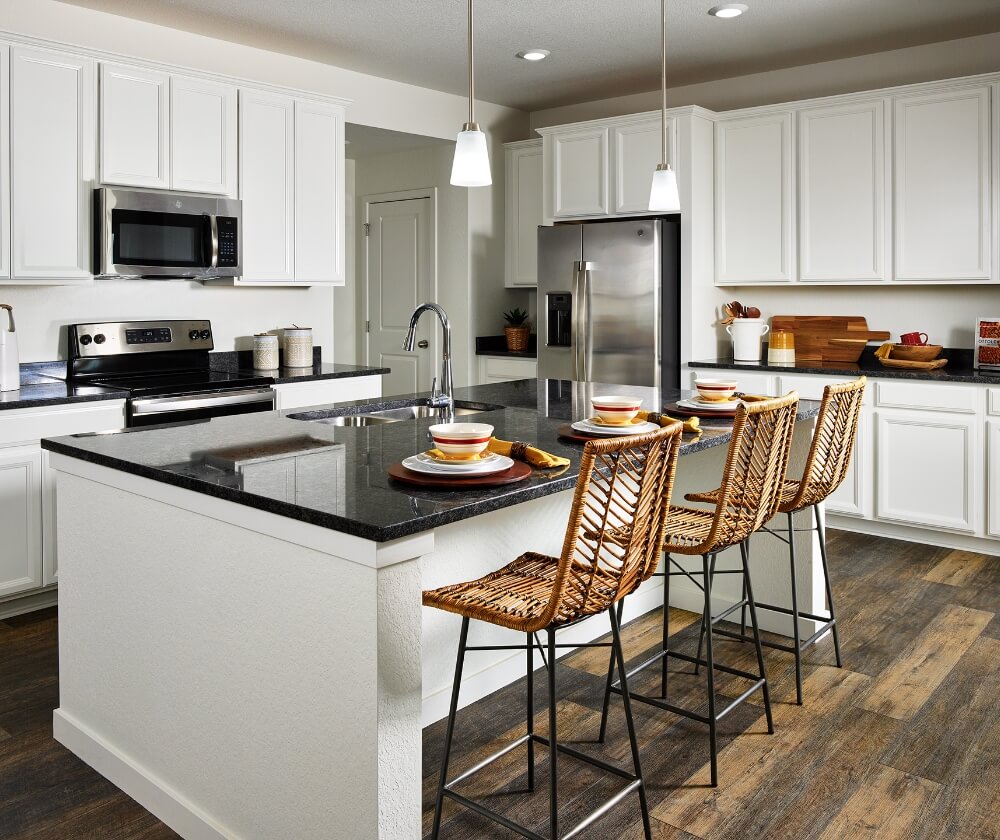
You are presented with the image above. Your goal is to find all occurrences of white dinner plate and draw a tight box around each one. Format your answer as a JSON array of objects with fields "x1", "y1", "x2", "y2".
[
  {"x1": 571, "y1": 419, "x2": 660, "y2": 437},
  {"x1": 402, "y1": 453, "x2": 514, "y2": 476},
  {"x1": 422, "y1": 450, "x2": 502, "y2": 468},
  {"x1": 676, "y1": 398, "x2": 741, "y2": 413}
]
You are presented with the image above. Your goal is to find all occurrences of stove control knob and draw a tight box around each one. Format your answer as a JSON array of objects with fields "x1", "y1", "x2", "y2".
[
  {"x1": 93, "y1": 334, "x2": 106, "y2": 345},
  {"x1": 189, "y1": 329, "x2": 200, "y2": 341},
  {"x1": 199, "y1": 329, "x2": 211, "y2": 340},
  {"x1": 79, "y1": 334, "x2": 92, "y2": 346}
]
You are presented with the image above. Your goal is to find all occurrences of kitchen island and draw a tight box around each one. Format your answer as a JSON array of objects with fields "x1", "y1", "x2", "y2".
[{"x1": 43, "y1": 379, "x2": 820, "y2": 840}]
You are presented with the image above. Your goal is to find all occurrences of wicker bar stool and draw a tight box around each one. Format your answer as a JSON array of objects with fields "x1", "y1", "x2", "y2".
[
  {"x1": 423, "y1": 422, "x2": 683, "y2": 840},
  {"x1": 686, "y1": 377, "x2": 866, "y2": 705},
  {"x1": 599, "y1": 392, "x2": 800, "y2": 787}
]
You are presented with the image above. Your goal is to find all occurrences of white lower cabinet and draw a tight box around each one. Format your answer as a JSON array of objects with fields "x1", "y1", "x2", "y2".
[
  {"x1": 478, "y1": 356, "x2": 538, "y2": 384},
  {"x1": 272, "y1": 376, "x2": 383, "y2": 411},
  {"x1": 0, "y1": 446, "x2": 43, "y2": 598},
  {"x1": 988, "y1": 420, "x2": 1000, "y2": 538}
]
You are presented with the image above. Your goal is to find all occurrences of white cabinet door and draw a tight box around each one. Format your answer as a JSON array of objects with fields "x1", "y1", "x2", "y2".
[
  {"x1": 478, "y1": 356, "x2": 538, "y2": 384},
  {"x1": 41, "y1": 448, "x2": 58, "y2": 586},
  {"x1": 989, "y1": 420, "x2": 1000, "y2": 539},
  {"x1": 716, "y1": 112, "x2": 795, "y2": 284},
  {"x1": 547, "y1": 126, "x2": 609, "y2": 218},
  {"x1": 0, "y1": 44, "x2": 10, "y2": 280},
  {"x1": 10, "y1": 46, "x2": 95, "y2": 283},
  {"x1": 272, "y1": 376, "x2": 382, "y2": 410},
  {"x1": 99, "y1": 62, "x2": 169, "y2": 188},
  {"x1": 875, "y1": 410, "x2": 979, "y2": 533},
  {"x1": 239, "y1": 90, "x2": 295, "y2": 283},
  {"x1": 894, "y1": 85, "x2": 992, "y2": 281},
  {"x1": 798, "y1": 99, "x2": 887, "y2": 282},
  {"x1": 294, "y1": 99, "x2": 344, "y2": 285},
  {"x1": 170, "y1": 75, "x2": 237, "y2": 195},
  {"x1": 504, "y1": 140, "x2": 543, "y2": 288},
  {"x1": 613, "y1": 116, "x2": 669, "y2": 215},
  {"x1": 0, "y1": 445, "x2": 42, "y2": 598}
]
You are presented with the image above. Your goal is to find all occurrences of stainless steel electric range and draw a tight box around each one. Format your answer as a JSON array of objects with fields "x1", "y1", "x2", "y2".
[{"x1": 67, "y1": 320, "x2": 275, "y2": 427}]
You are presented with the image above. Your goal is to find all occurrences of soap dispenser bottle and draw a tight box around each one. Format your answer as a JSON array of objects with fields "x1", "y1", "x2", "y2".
[{"x1": 0, "y1": 305, "x2": 19, "y2": 392}]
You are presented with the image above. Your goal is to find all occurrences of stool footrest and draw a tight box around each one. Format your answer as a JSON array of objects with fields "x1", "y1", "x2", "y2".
[{"x1": 714, "y1": 619, "x2": 837, "y2": 653}]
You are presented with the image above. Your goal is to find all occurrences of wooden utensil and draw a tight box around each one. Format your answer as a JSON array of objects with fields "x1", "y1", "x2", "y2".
[
  {"x1": 889, "y1": 344, "x2": 943, "y2": 362},
  {"x1": 771, "y1": 316, "x2": 891, "y2": 363},
  {"x1": 877, "y1": 357, "x2": 948, "y2": 371}
]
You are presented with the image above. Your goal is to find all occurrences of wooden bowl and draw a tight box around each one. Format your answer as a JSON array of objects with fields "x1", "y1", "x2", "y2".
[{"x1": 890, "y1": 344, "x2": 942, "y2": 362}]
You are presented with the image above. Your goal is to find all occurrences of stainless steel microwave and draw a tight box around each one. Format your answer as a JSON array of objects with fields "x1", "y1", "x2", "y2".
[{"x1": 94, "y1": 187, "x2": 242, "y2": 279}]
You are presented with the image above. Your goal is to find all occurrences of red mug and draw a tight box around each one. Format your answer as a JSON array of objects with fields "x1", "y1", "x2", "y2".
[{"x1": 900, "y1": 332, "x2": 929, "y2": 346}]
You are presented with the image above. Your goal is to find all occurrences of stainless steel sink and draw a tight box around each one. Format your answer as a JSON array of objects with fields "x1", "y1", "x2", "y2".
[{"x1": 291, "y1": 401, "x2": 500, "y2": 427}]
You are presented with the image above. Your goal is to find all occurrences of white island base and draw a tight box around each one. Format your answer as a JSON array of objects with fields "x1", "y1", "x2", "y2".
[{"x1": 48, "y1": 420, "x2": 823, "y2": 840}]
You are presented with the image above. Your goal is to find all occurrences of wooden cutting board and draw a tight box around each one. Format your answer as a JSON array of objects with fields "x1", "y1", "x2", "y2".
[{"x1": 771, "y1": 316, "x2": 891, "y2": 363}]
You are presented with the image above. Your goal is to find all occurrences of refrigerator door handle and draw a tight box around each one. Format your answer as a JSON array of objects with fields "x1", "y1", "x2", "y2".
[
  {"x1": 579, "y1": 261, "x2": 593, "y2": 380},
  {"x1": 573, "y1": 260, "x2": 584, "y2": 379}
]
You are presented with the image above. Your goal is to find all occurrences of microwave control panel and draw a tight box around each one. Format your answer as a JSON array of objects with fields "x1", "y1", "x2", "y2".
[{"x1": 217, "y1": 217, "x2": 239, "y2": 268}]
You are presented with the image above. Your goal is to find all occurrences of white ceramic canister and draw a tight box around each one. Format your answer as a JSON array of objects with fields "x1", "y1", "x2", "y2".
[
  {"x1": 283, "y1": 326, "x2": 313, "y2": 368},
  {"x1": 253, "y1": 333, "x2": 279, "y2": 370},
  {"x1": 726, "y1": 318, "x2": 770, "y2": 362},
  {"x1": 0, "y1": 304, "x2": 19, "y2": 392}
]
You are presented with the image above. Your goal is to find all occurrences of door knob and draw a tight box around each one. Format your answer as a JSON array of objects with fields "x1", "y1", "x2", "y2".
[{"x1": 417, "y1": 340, "x2": 429, "y2": 349}]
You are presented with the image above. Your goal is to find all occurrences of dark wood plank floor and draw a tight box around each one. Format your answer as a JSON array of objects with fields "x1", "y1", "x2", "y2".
[{"x1": 0, "y1": 530, "x2": 997, "y2": 839}]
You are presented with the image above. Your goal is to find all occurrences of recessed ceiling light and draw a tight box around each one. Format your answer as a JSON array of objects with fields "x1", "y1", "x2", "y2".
[
  {"x1": 515, "y1": 49, "x2": 550, "y2": 62},
  {"x1": 708, "y1": 3, "x2": 748, "y2": 18}
]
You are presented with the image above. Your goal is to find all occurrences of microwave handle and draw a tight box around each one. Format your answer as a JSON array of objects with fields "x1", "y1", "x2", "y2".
[{"x1": 209, "y1": 215, "x2": 219, "y2": 269}]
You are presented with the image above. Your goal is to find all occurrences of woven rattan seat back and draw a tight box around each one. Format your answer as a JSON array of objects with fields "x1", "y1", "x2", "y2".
[
  {"x1": 782, "y1": 378, "x2": 866, "y2": 513},
  {"x1": 690, "y1": 393, "x2": 800, "y2": 552},
  {"x1": 542, "y1": 422, "x2": 683, "y2": 627}
]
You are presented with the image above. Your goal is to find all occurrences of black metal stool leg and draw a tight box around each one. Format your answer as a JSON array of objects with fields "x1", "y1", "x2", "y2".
[
  {"x1": 547, "y1": 627, "x2": 559, "y2": 840},
  {"x1": 814, "y1": 504, "x2": 843, "y2": 668},
  {"x1": 432, "y1": 617, "x2": 470, "y2": 839},
  {"x1": 741, "y1": 540, "x2": 774, "y2": 734},
  {"x1": 703, "y1": 552, "x2": 719, "y2": 787},
  {"x1": 740, "y1": 574, "x2": 748, "y2": 638},
  {"x1": 527, "y1": 631, "x2": 535, "y2": 793},
  {"x1": 786, "y1": 511, "x2": 804, "y2": 705},
  {"x1": 661, "y1": 556, "x2": 670, "y2": 697},
  {"x1": 610, "y1": 606, "x2": 653, "y2": 840},
  {"x1": 597, "y1": 600, "x2": 624, "y2": 743},
  {"x1": 694, "y1": 553, "x2": 717, "y2": 678}
]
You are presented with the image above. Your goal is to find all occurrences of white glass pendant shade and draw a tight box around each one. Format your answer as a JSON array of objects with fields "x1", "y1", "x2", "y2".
[
  {"x1": 648, "y1": 165, "x2": 680, "y2": 212},
  {"x1": 450, "y1": 125, "x2": 492, "y2": 187}
]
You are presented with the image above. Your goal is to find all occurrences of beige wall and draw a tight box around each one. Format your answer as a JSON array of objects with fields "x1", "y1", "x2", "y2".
[{"x1": 0, "y1": 0, "x2": 528, "y2": 363}]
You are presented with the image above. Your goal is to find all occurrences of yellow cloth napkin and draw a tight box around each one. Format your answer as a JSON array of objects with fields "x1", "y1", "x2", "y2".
[
  {"x1": 488, "y1": 437, "x2": 570, "y2": 469},
  {"x1": 875, "y1": 342, "x2": 893, "y2": 361},
  {"x1": 736, "y1": 393, "x2": 771, "y2": 403},
  {"x1": 426, "y1": 449, "x2": 492, "y2": 462},
  {"x1": 636, "y1": 410, "x2": 701, "y2": 435}
]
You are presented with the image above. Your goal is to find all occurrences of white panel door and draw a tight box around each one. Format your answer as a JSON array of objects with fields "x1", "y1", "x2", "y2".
[
  {"x1": 614, "y1": 116, "x2": 670, "y2": 215},
  {"x1": 41, "y1": 448, "x2": 58, "y2": 586},
  {"x1": 171, "y1": 75, "x2": 237, "y2": 195},
  {"x1": 10, "y1": 46, "x2": 95, "y2": 282},
  {"x1": 798, "y1": 99, "x2": 887, "y2": 281},
  {"x1": 716, "y1": 112, "x2": 795, "y2": 284},
  {"x1": 504, "y1": 141, "x2": 543, "y2": 288},
  {"x1": 294, "y1": 99, "x2": 344, "y2": 285},
  {"x1": 875, "y1": 410, "x2": 979, "y2": 533},
  {"x1": 99, "y1": 62, "x2": 169, "y2": 188},
  {"x1": 548, "y1": 126, "x2": 609, "y2": 217},
  {"x1": 0, "y1": 44, "x2": 10, "y2": 280},
  {"x1": 989, "y1": 420, "x2": 1000, "y2": 538},
  {"x1": 239, "y1": 90, "x2": 295, "y2": 283},
  {"x1": 894, "y1": 85, "x2": 992, "y2": 281},
  {"x1": 0, "y1": 445, "x2": 42, "y2": 598},
  {"x1": 366, "y1": 197, "x2": 433, "y2": 396}
]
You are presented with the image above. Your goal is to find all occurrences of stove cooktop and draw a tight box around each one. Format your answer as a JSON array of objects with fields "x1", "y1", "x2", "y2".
[{"x1": 87, "y1": 370, "x2": 274, "y2": 398}]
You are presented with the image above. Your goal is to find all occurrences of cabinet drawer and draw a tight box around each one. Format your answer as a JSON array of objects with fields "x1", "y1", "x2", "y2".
[
  {"x1": 480, "y1": 356, "x2": 537, "y2": 384},
  {"x1": 875, "y1": 381, "x2": 978, "y2": 413},
  {"x1": 688, "y1": 369, "x2": 777, "y2": 396},
  {"x1": 0, "y1": 401, "x2": 126, "y2": 448},
  {"x1": 274, "y1": 377, "x2": 382, "y2": 411},
  {"x1": 988, "y1": 388, "x2": 1000, "y2": 416},
  {"x1": 777, "y1": 373, "x2": 869, "y2": 403}
]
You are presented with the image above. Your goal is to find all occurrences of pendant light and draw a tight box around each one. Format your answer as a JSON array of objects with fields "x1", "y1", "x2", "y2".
[
  {"x1": 648, "y1": 0, "x2": 680, "y2": 211},
  {"x1": 450, "y1": 0, "x2": 492, "y2": 187}
]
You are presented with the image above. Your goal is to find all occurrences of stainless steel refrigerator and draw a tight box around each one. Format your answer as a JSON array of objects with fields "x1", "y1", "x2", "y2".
[{"x1": 536, "y1": 218, "x2": 680, "y2": 389}]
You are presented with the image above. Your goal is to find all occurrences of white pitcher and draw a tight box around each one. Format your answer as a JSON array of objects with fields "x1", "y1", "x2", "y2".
[
  {"x1": 0, "y1": 304, "x2": 18, "y2": 392},
  {"x1": 726, "y1": 318, "x2": 769, "y2": 362}
]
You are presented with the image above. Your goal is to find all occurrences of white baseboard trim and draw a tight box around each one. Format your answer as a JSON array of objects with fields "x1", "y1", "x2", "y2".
[
  {"x1": 829, "y1": 517, "x2": 1000, "y2": 557},
  {"x1": 0, "y1": 588, "x2": 57, "y2": 620},
  {"x1": 53, "y1": 709, "x2": 236, "y2": 840}
]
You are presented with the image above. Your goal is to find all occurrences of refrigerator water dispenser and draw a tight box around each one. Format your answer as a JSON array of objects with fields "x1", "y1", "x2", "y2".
[{"x1": 546, "y1": 293, "x2": 572, "y2": 347}]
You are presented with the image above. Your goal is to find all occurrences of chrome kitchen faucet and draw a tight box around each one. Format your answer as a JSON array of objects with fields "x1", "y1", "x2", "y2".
[{"x1": 403, "y1": 303, "x2": 454, "y2": 423}]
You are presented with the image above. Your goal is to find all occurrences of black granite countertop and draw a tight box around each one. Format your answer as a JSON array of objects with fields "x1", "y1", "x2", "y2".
[
  {"x1": 42, "y1": 380, "x2": 819, "y2": 543},
  {"x1": 690, "y1": 346, "x2": 1000, "y2": 385},
  {"x1": 0, "y1": 380, "x2": 128, "y2": 411},
  {"x1": 243, "y1": 362, "x2": 391, "y2": 384},
  {"x1": 475, "y1": 335, "x2": 537, "y2": 358}
]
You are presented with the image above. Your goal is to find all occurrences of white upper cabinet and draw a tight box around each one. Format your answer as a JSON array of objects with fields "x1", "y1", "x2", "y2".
[
  {"x1": 715, "y1": 111, "x2": 795, "y2": 284},
  {"x1": 294, "y1": 99, "x2": 344, "y2": 285},
  {"x1": 100, "y1": 64, "x2": 237, "y2": 195},
  {"x1": 239, "y1": 90, "x2": 295, "y2": 283},
  {"x1": 504, "y1": 139, "x2": 543, "y2": 288},
  {"x1": 798, "y1": 99, "x2": 888, "y2": 282},
  {"x1": 894, "y1": 85, "x2": 992, "y2": 281},
  {"x1": 613, "y1": 116, "x2": 671, "y2": 214},
  {"x1": 546, "y1": 125, "x2": 609, "y2": 218},
  {"x1": 0, "y1": 44, "x2": 9, "y2": 280},
  {"x1": 100, "y1": 62, "x2": 169, "y2": 188},
  {"x1": 170, "y1": 75, "x2": 237, "y2": 195},
  {"x1": 10, "y1": 46, "x2": 95, "y2": 283}
]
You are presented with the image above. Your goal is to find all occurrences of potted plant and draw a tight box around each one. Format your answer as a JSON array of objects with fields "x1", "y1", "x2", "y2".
[{"x1": 503, "y1": 307, "x2": 530, "y2": 351}]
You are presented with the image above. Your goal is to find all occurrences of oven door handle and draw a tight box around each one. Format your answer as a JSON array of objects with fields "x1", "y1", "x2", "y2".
[{"x1": 130, "y1": 387, "x2": 275, "y2": 417}]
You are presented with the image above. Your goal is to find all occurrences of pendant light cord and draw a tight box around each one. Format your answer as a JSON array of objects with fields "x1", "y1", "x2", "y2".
[
  {"x1": 467, "y1": 0, "x2": 475, "y2": 125},
  {"x1": 660, "y1": 0, "x2": 667, "y2": 166}
]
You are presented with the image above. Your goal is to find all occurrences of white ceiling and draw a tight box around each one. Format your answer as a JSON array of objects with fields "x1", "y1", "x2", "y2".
[
  {"x1": 344, "y1": 123, "x2": 451, "y2": 160},
  {"x1": 57, "y1": 0, "x2": 1000, "y2": 111}
]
